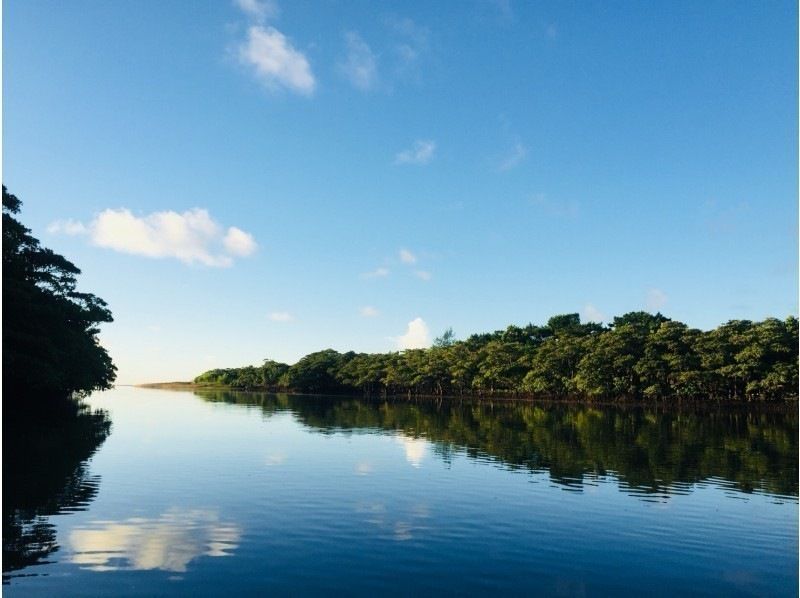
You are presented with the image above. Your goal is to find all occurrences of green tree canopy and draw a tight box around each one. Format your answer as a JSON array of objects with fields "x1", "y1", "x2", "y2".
[
  {"x1": 194, "y1": 312, "x2": 798, "y2": 401},
  {"x1": 3, "y1": 187, "x2": 116, "y2": 404}
]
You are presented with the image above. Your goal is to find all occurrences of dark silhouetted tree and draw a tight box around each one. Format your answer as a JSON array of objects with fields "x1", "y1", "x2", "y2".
[{"x1": 3, "y1": 187, "x2": 116, "y2": 405}]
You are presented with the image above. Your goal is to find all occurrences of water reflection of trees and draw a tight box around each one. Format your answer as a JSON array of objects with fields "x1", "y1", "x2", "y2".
[
  {"x1": 197, "y1": 391, "x2": 798, "y2": 498},
  {"x1": 3, "y1": 399, "x2": 111, "y2": 582}
]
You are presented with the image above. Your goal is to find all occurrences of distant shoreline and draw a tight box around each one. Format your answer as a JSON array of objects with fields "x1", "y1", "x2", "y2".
[
  {"x1": 136, "y1": 382, "x2": 227, "y2": 390},
  {"x1": 134, "y1": 382, "x2": 798, "y2": 409}
]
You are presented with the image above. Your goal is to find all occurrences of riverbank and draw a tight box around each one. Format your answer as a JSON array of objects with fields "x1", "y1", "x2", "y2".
[
  {"x1": 137, "y1": 382, "x2": 225, "y2": 390},
  {"x1": 136, "y1": 382, "x2": 798, "y2": 410}
]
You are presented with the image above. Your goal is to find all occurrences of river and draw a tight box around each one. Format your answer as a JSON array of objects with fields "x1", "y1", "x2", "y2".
[{"x1": 3, "y1": 387, "x2": 797, "y2": 595}]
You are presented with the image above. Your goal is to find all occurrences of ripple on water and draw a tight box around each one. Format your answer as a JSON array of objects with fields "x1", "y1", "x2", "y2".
[{"x1": 3, "y1": 388, "x2": 797, "y2": 596}]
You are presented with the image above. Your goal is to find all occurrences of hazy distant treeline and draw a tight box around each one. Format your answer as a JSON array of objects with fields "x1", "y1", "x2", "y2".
[{"x1": 195, "y1": 312, "x2": 798, "y2": 401}]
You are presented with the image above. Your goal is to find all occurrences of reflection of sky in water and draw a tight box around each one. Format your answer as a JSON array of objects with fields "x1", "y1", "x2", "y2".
[
  {"x1": 355, "y1": 501, "x2": 431, "y2": 542},
  {"x1": 264, "y1": 451, "x2": 286, "y2": 466},
  {"x1": 6, "y1": 388, "x2": 793, "y2": 596},
  {"x1": 355, "y1": 461, "x2": 373, "y2": 475},
  {"x1": 69, "y1": 509, "x2": 240, "y2": 572},
  {"x1": 397, "y1": 435, "x2": 427, "y2": 468}
]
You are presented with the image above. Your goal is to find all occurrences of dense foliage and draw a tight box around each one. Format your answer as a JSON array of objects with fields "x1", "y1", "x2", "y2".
[
  {"x1": 3, "y1": 187, "x2": 116, "y2": 403},
  {"x1": 196, "y1": 312, "x2": 798, "y2": 401}
]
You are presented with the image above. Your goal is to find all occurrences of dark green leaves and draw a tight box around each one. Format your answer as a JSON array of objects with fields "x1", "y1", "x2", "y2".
[{"x1": 3, "y1": 187, "x2": 116, "y2": 401}]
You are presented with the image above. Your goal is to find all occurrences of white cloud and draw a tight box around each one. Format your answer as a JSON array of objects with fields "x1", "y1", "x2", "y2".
[
  {"x1": 397, "y1": 317, "x2": 430, "y2": 350},
  {"x1": 646, "y1": 288, "x2": 668, "y2": 311},
  {"x1": 399, "y1": 248, "x2": 417, "y2": 264},
  {"x1": 268, "y1": 311, "x2": 293, "y2": 322},
  {"x1": 394, "y1": 140, "x2": 435, "y2": 165},
  {"x1": 582, "y1": 303, "x2": 606, "y2": 322},
  {"x1": 362, "y1": 267, "x2": 390, "y2": 279},
  {"x1": 47, "y1": 219, "x2": 87, "y2": 235},
  {"x1": 414, "y1": 270, "x2": 432, "y2": 281},
  {"x1": 498, "y1": 141, "x2": 527, "y2": 171},
  {"x1": 223, "y1": 226, "x2": 257, "y2": 256},
  {"x1": 238, "y1": 25, "x2": 315, "y2": 95},
  {"x1": 360, "y1": 306, "x2": 380, "y2": 318},
  {"x1": 339, "y1": 32, "x2": 378, "y2": 91},
  {"x1": 49, "y1": 208, "x2": 257, "y2": 267},
  {"x1": 234, "y1": 0, "x2": 279, "y2": 23}
]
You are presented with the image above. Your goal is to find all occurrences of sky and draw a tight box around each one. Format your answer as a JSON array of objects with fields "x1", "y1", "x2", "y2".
[{"x1": 3, "y1": 0, "x2": 797, "y2": 384}]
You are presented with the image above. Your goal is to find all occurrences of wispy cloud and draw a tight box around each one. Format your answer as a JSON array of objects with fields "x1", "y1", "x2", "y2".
[
  {"x1": 397, "y1": 317, "x2": 430, "y2": 350},
  {"x1": 395, "y1": 140, "x2": 435, "y2": 165},
  {"x1": 49, "y1": 208, "x2": 257, "y2": 267},
  {"x1": 646, "y1": 288, "x2": 668, "y2": 311},
  {"x1": 486, "y1": 0, "x2": 513, "y2": 21},
  {"x1": 339, "y1": 31, "x2": 378, "y2": 91},
  {"x1": 238, "y1": 25, "x2": 315, "y2": 95},
  {"x1": 582, "y1": 303, "x2": 606, "y2": 323},
  {"x1": 498, "y1": 141, "x2": 527, "y2": 171},
  {"x1": 233, "y1": 0, "x2": 314, "y2": 96},
  {"x1": 360, "y1": 306, "x2": 380, "y2": 318},
  {"x1": 529, "y1": 193, "x2": 579, "y2": 218},
  {"x1": 234, "y1": 0, "x2": 279, "y2": 23},
  {"x1": 340, "y1": 16, "x2": 428, "y2": 92},
  {"x1": 47, "y1": 219, "x2": 87, "y2": 235},
  {"x1": 268, "y1": 311, "x2": 294, "y2": 322},
  {"x1": 389, "y1": 17, "x2": 429, "y2": 75},
  {"x1": 397, "y1": 249, "x2": 432, "y2": 280},
  {"x1": 362, "y1": 267, "x2": 390, "y2": 279},
  {"x1": 414, "y1": 270, "x2": 432, "y2": 281}
]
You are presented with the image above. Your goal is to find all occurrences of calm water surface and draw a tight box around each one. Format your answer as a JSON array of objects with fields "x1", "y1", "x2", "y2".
[{"x1": 4, "y1": 387, "x2": 798, "y2": 596}]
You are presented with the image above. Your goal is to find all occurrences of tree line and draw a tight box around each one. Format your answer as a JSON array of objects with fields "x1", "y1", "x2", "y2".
[{"x1": 195, "y1": 311, "x2": 798, "y2": 401}]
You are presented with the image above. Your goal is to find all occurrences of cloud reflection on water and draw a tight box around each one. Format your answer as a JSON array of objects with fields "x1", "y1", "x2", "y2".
[
  {"x1": 397, "y1": 435, "x2": 428, "y2": 468},
  {"x1": 69, "y1": 509, "x2": 241, "y2": 572},
  {"x1": 355, "y1": 501, "x2": 431, "y2": 542}
]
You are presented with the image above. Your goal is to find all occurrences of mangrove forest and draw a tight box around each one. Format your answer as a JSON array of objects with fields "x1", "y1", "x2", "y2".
[{"x1": 194, "y1": 312, "x2": 798, "y2": 401}]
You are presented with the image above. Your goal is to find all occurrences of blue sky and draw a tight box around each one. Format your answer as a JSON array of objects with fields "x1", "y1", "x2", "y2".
[{"x1": 4, "y1": 0, "x2": 797, "y2": 383}]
